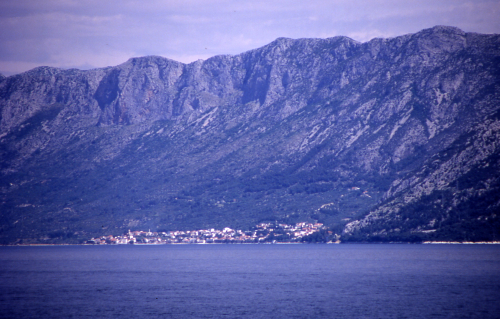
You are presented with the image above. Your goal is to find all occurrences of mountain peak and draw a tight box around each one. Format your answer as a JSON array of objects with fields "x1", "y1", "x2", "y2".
[
  {"x1": 425, "y1": 25, "x2": 465, "y2": 34},
  {"x1": 126, "y1": 55, "x2": 185, "y2": 66}
]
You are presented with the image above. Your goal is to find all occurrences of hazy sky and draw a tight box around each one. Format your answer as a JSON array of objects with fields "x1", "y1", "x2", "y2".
[{"x1": 0, "y1": 0, "x2": 499, "y2": 76}]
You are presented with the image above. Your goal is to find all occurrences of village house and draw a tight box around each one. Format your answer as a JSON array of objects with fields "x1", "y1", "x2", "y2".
[{"x1": 86, "y1": 222, "x2": 326, "y2": 244}]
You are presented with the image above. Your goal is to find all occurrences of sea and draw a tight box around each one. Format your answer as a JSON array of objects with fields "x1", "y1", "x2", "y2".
[{"x1": 1, "y1": 244, "x2": 499, "y2": 319}]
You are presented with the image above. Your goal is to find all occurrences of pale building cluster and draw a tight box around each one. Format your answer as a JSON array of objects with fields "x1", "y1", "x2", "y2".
[{"x1": 87, "y1": 222, "x2": 324, "y2": 244}]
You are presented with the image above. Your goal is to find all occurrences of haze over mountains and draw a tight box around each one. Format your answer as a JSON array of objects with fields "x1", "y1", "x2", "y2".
[{"x1": 1, "y1": 26, "x2": 499, "y2": 244}]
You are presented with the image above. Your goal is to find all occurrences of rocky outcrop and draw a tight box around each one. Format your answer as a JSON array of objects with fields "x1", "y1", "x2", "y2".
[{"x1": 0, "y1": 26, "x2": 499, "y2": 243}]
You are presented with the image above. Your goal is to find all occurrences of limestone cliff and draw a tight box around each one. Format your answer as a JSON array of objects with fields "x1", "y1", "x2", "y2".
[{"x1": 0, "y1": 26, "x2": 499, "y2": 243}]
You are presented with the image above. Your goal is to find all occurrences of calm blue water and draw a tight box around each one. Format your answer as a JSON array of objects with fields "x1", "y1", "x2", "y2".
[{"x1": 1, "y1": 244, "x2": 499, "y2": 319}]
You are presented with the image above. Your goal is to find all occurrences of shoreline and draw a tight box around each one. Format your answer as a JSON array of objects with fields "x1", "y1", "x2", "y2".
[
  {"x1": 2, "y1": 241, "x2": 500, "y2": 246},
  {"x1": 422, "y1": 241, "x2": 500, "y2": 244}
]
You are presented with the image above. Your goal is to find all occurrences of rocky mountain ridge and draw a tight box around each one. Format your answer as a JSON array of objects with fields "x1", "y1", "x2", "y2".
[{"x1": 1, "y1": 26, "x2": 499, "y2": 244}]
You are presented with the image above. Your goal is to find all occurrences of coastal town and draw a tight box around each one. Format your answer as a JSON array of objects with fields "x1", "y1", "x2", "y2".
[{"x1": 86, "y1": 222, "x2": 332, "y2": 244}]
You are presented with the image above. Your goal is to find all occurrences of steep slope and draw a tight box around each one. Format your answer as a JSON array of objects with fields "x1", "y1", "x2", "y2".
[{"x1": 0, "y1": 26, "x2": 499, "y2": 244}]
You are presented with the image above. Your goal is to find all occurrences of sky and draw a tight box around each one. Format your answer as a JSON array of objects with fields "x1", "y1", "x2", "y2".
[{"x1": 0, "y1": 0, "x2": 499, "y2": 76}]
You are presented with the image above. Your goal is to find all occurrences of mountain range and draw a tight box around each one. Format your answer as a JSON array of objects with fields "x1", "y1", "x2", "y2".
[{"x1": 1, "y1": 26, "x2": 499, "y2": 244}]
